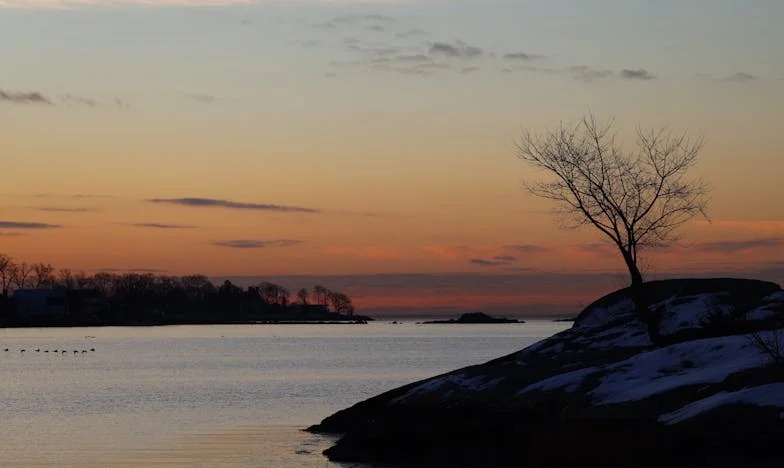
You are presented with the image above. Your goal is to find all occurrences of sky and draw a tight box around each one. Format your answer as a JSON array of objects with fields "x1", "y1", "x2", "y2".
[{"x1": 1, "y1": 0, "x2": 783, "y2": 316}]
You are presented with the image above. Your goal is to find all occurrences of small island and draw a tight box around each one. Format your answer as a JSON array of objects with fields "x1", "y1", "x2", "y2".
[{"x1": 422, "y1": 312, "x2": 522, "y2": 324}]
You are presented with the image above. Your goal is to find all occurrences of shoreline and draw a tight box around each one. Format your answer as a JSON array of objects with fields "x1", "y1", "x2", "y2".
[{"x1": 0, "y1": 316, "x2": 374, "y2": 329}]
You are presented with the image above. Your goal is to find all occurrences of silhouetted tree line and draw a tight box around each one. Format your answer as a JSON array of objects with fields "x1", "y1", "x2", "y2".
[{"x1": 0, "y1": 254, "x2": 361, "y2": 327}]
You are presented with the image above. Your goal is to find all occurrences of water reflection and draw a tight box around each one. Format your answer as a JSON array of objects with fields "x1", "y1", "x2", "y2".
[{"x1": 0, "y1": 322, "x2": 566, "y2": 466}]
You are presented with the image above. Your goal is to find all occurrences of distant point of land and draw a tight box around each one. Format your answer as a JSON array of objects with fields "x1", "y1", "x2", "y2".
[{"x1": 422, "y1": 312, "x2": 522, "y2": 324}]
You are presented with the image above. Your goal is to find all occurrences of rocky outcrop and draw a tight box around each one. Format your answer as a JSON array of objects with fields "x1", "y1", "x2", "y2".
[{"x1": 308, "y1": 278, "x2": 784, "y2": 467}]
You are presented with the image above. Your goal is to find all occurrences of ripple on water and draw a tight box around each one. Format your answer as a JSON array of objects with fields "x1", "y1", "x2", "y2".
[{"x1": 4, "y1": 425, "x2": 343, "y2": 468}]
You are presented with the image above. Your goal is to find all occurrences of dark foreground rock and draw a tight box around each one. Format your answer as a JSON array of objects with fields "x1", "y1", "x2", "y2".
[
  {"x1": 423, "y1": 312, "x2": 522, "y2": 324},
  {"x1": 308, "y1": 278, "x2": 784, "y2": 467}
]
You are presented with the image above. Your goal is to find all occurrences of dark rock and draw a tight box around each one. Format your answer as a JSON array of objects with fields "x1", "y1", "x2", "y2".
[{"x1": 309, "y1": 278, "x2": 784, "y2": 467}]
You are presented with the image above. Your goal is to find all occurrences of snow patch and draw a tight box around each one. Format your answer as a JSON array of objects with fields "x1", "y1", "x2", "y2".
[
  {"x1": 659, "y1": 383, "x2": 784, "y2": 425},
  {"x1": 518, "y1": 366, "x2": 598, "y2": 395},
  {"x1": 746, "y1": 291, "x2": 784, "y2": 321},
  {"x1": 653, "y1": 293, "x2": 733, "y2": 336},
  {"x1": 590, "y1": 334, "x2": 767, "y2": 405},
  {"x1": 764, "y1": 291, "x2": 784, "y2": 302},
  {"x1": 575, "y1": 298, "x2": 636, "y2": 330},
  {"x1": 391, "y1": 372, "x2": 502, "y2": 403},
  {"x1": 747, "y1": 307, "x2": 780, "y2": 321},
  {"x1": 571, "y1": 321, "x2": 651, "y2": 349}
]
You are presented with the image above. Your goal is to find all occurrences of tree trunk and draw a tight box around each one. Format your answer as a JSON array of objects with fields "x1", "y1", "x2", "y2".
[
  {"x1": 622, "y1": 250, "x2": 643, "y2": 288},
  {"x1": 622, "y1": 250, "x2": 661, "y2": 344}
]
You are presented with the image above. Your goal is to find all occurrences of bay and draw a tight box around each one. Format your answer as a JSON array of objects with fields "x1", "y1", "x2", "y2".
[{"x1": 0, "y1": 320, "x2": 569, "y2": 467}]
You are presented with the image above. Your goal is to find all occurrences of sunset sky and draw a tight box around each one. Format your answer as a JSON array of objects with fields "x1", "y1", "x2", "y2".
[{"x1": 2, "y1": 0, "x2": 782, "y2": 315}]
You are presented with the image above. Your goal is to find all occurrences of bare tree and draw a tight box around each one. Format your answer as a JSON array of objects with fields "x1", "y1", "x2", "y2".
[
  {"x1": 0, "y1": 254, "x2": 13, "y2": 296},
  {"x1": 515, "y1": 115, "x2": 708, "y2": 287},
  {"x1": 328, "y1": 291, "x2": 354, "y2": 316},
  {"x1": 748, "y1": 320, "x2": 784, "y2": 364},
  {"x1": 9, "y1": 261, "x2": 33, "y2": 289},
  {"x1": 297, "y1": 287, "x2": 309, "y2": 305},
  {"x1": 92, "y1": 272, "x2": 117, "y2": 296},
  {"x1": 32, "y1": 263, "x2": 55, "y2": 288},
  {"x1": 258, "y1": 282, "x2": 289, "y2": 306},
  {"x1": 74, "y1": 271, "x2": 92, "y2": 289},
  {"x1": 58, "y1": 268, "x2": 76, "y2": 290},
  {"x1": 313, "y1": 285, "x2": 330, "y2": 306}
]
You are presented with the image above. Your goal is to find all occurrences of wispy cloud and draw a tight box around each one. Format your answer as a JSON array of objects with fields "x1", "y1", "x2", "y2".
[
  {"x1": 211, "y1": 239, "x2": 303, "y2": 249},
  {"x1": 470, "y1": 258, "x2": 509, "y2": 266},
  {"x1": 32, "y1": 193, "x2": 113, "y2": 200},
  {"x1": 429, "y1": 40, "x2": 484, "y2": 58},
  {"x1": 396, "y1": 28, "x2": 428, "y2": 39},
  {"x1": 36, "y1": 206, "x2": 96, "y2": 213},
  {"x1": 0, "y1": 90, "x2": 51, "y2": 105},
  {"x1": 0, "y1": 221, "x2": 61, "y2": 229},
  {"x1": 697, "y1": 72, "x2": 761, "y2": 84},
  {"x1": 130, "y1": 223, "x2": 198, "y2": 229},
  {"x1": 569, "y1": 65, "x2": 613, "y2": 82},
  {"x1": 721, "y1": 72, "x2": 759, "y2": 83},
  {"x1": 503, "y1": 52, "x2": 544, "y2": 61},
  {"x1": 2, "y1": 1, "x2": 259, "y2": 6},
  {"x1": 186, "y1": 93, "x2": 218, "y2": 103},
  {"x1": 693, "y1": 237, "x2": 784, "y2": 253},
  {"x1": 315, "y1": 13, "x2": 397, "y2": 30},
  {"x1": 147, "y1": 197, "x2": 321, "y2": 213},
  {"x1": 59, "y1": 93, "x2": 98, "y2": 107},
  {"x1": 470, "y1": 255, "x2": 521, "y2": 266},
  {"x1": 1, "y1": 90, "x2": 130, "y2": 108},
  {"x1": 620, "y1": 68, "x2": 656, "y2": 80},
  {"x1": 3, "y1": 0, "x2": 452, "y2": 5},
  {"x1": 289, "y1": 39, "x2": 320, "y2": 48}
]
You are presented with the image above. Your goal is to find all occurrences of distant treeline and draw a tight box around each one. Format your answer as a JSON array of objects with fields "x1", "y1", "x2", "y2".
[{"x1": 0, "y1": 254, "x2": 362, "y2": 327}]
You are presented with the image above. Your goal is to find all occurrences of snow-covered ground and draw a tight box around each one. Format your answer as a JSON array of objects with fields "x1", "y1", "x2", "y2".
[
  {"x1": 391, "y1": 282, "x2": 784, "y2": 423},
  {"x1": 589, "y1": 334, "x2": 768, "y2": 404},
  {"x1": 659, "y1": 383, "x2": 784, "y2": 425},
  {"x1": 520, "y1": 332, "x2": 778, "y2": 405},
  {"x1": 391, "y1": 372, "x2": 505, "y2": 403},
  {"x1": 653, "y1": 292, "x2": 734, "y2": 336}
]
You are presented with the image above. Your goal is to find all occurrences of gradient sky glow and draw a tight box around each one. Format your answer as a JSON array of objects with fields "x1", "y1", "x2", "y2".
[{"x1": 2, "y1": 0, "x2": 783, "y2": 315}]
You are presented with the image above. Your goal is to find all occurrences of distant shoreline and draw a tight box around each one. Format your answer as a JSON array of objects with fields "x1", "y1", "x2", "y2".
[{"x1": 0, "y1": 315, "x2": 374, "y2": 329}]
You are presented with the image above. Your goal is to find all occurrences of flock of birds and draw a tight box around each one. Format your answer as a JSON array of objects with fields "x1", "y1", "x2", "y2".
[{"x1": 3, "y1": 347, "x2": 95, "y2": 354}]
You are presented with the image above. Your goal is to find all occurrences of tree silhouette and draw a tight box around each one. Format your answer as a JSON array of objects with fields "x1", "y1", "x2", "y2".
[
  {"x1": 328, "y1": 291, "x2": 354, "y2": 316},
  {"x1": 515, "y1": 115, "x2": 709, "y2": 287},
  {"x1": 0, "y1": 255, "x2": 13, "y2": 297},
  {"x1": 9, "y1": 262, "x2": 32, "y2": 289},
  {"x1": 313, "y1": 285, "x2": 330, "y2": 306},
  {"x1": 297, "y1": 287, "x2": 309, "y2": 305},
  {"x1": 32, "y1": 263, "x2": 55, "y2": 288}
]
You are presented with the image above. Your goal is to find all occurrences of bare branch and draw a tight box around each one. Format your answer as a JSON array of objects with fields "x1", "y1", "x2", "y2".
[{"x1": 515, "y1": 114, "x2": 709, "y2": 287}]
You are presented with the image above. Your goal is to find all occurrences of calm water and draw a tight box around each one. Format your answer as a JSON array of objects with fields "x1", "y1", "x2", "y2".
[{"x1": 0, "y1": 320, "x2": 568, "y2": 467}]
